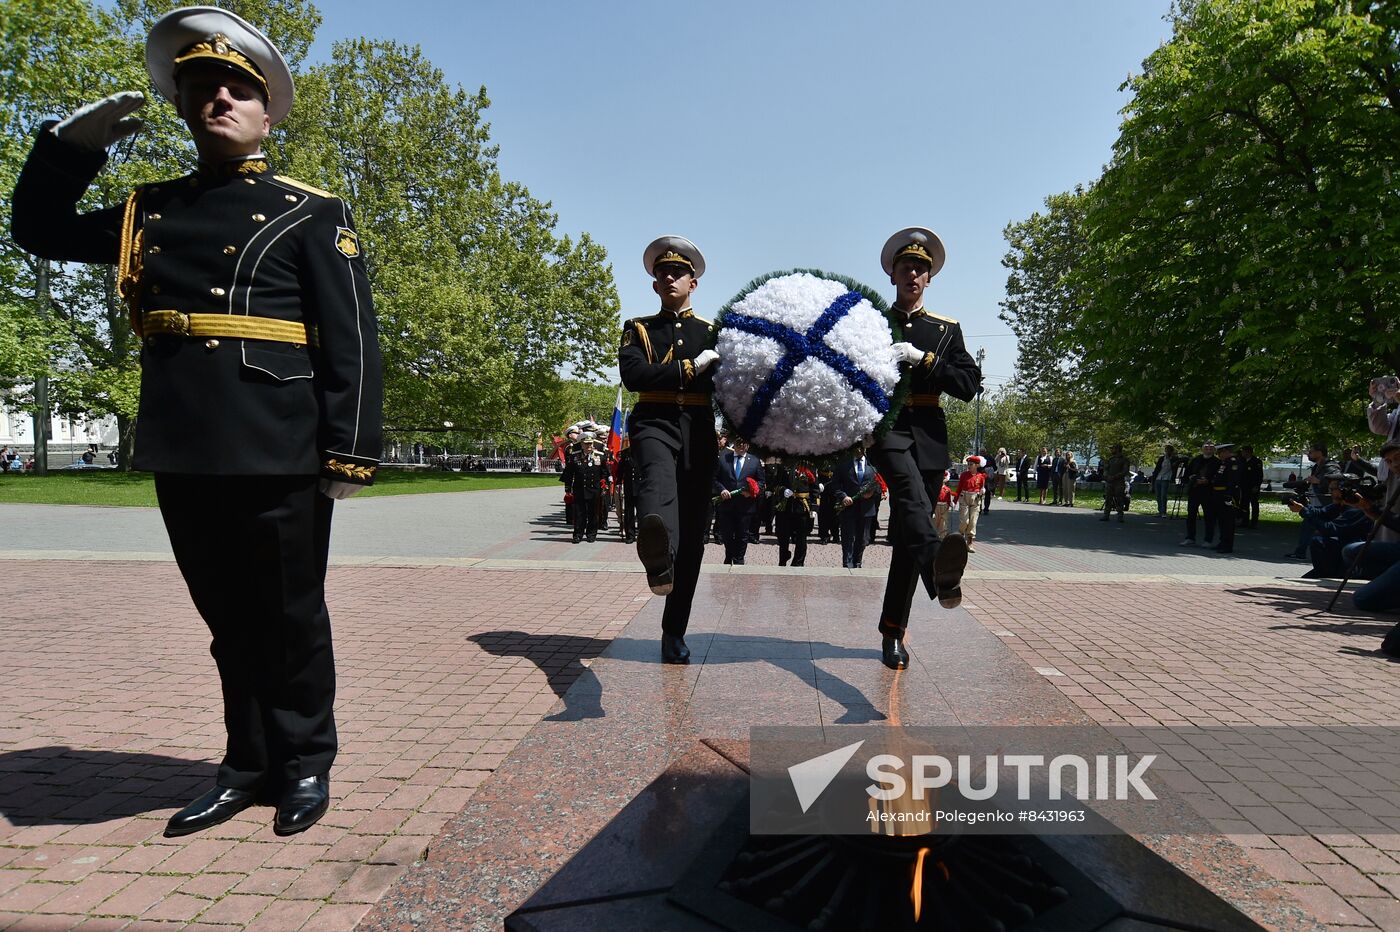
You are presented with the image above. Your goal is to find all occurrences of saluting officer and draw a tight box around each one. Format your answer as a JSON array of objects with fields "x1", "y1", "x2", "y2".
[
  {"x1": 869, "y1": 228, "x2": 982, "y2": 670},
  {"x1": 11, "y1": 7, "x2": 382, "y2": 837},
  {"x1": 619, "y1": 236, "x2": 720, "y2": 663}
]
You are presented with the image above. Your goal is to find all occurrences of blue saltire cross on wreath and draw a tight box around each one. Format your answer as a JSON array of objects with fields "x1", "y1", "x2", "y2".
[{"x1": 725, "y1": 290, "x2": 892, "y2": 442}]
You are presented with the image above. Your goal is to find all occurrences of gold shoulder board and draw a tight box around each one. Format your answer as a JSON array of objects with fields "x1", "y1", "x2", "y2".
[
  {"x1": 926, "y1": 312, "x2": 960, "y2": 325},
  {"x1": 274, "y1": 175, "x2": 336, "y2": 199}
]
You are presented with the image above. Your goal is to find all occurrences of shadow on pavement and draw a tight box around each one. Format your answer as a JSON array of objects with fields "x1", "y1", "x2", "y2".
[
  {"x1": 0, "y1": 747, "x2": 215, "y2": 824},
  {"x1": 468, "y1": 631, "x2": 888, "y2": 725}
]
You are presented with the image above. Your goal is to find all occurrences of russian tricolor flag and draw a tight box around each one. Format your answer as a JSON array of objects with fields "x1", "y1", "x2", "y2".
[{"x1": 607, "y1": 386, "x2": 624, "y2": 455}]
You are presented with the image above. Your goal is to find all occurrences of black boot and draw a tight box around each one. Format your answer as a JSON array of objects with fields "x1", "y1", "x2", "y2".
[
  {"x1": 164, "y1": 785, "x2": 258, "y2": 838},
  {"x1": 931, "y1": 534, "x2": 968, "y2": 610},
  {"x1": 661, "y1": 633, "x2": 691, "y2": 664},
  {"x1": 274, "y1": 774, "x2": 330, "y2": 836},
  {"x1": 881, "y1": 636, "x2": 909, "y2": 670},
  {"x1": 637, "y1": 514, "x2": 673, "y2": 595}
]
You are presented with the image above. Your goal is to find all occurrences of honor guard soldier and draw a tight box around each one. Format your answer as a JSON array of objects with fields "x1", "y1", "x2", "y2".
[
  {"x1": 870, "y1": 228, "x2": 982, "y2": 670},
  {"x1": 619, "y1": 236, "x2": 720, "y2": 663},
  {"x1": 1209, "y1": 443, "x2": 1241, "y2": 553},
  {"x1": 11, "y1": 7, "x2": 383, "y2": 837},
  {"x1": 775, "y1": 459, "x2": 817, "y2": 567}
]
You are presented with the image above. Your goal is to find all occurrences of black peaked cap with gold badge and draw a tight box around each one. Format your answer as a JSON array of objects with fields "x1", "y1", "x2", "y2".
[
  {"x1": 874, "y1": 227, "x2": 981, "y2": 472},
  {"x1": 10, "y1": 6, "x2": 382, "y2": 484}
]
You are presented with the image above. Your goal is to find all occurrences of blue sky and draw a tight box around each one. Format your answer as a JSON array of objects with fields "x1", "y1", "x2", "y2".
[{"x1": 310, "y1": 0, "x2": 1174, "y2": 390}]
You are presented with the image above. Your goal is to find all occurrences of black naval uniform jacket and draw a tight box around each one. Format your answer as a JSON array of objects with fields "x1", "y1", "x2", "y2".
[
  {"x1": 872, "y1": 309, "x2": 982, "y2": 472},
  {"x1": 11, "y1": 128, "x2": 382, "y2": 484},
  {"x1": 619, "y1": 308, "x2": 717, "y2": 462},
  {"x1": 565, "y1": 452, "x2": 607, "y2": 501}
]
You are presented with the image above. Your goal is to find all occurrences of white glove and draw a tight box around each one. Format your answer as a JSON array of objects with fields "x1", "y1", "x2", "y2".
[
  {"x1": 52, "y1": 91, "x2": 145, "y2": 152},
  {"x1": 693, "y1": 349, "x2": 720, "y2": 372},
  {"x1": 319, "y1": 478, "x2": 365, "y2": 500},
  {"x1": 784, "y1": 488, "x2": 793, "y2": 498},
  {"x1": 891, "y1": 342, "x2": 924, "y2": 365},
  {"x1": 817, "y1": 483, "x2": 825, "y2": 493}
]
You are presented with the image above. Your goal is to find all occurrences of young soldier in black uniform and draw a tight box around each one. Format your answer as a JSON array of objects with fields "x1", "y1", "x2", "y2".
[
  {"x1": 619, "y1": 236, "x2": 720, "y2": 663},
  {"x1": 1209, "y1": 443, "x2": 1242, "y2": 554},
  {"x1": 10, "y1": 8, "x2": 382, "y2": 836},
  {"x1": 869, "y1": 228, "x2": 982, "y2": 670},
  {"x1": 775, "y1": 460, "x2": 818, "y2": 567}
]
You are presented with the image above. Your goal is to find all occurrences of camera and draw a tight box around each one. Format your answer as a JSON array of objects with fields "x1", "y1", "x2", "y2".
[{"x1": 1340, "y1": 473, "x2": 1384, "y2": 505}]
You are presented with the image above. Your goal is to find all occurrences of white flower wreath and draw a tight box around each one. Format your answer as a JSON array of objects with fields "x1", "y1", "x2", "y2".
[{"x1": 713, "y1": 271, "x2": 900, "y2": 457}]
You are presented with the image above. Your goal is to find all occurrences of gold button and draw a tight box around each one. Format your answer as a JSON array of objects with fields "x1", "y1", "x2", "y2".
[
  {"x1": 676, "y1": 339, "x2": 684, "y2": 346},
  {"x1": 223, "y1": 245, "x2": 237, "y2": 255},
  {"x1": 150, "y1": 285, "x2": 161, "y2": 294},
  {"x1": 244, "y1": 178, "x2": 257, "y2": 185},
  {"x1": 204, "y1": 339, "x2": 220, "y2": 349},
  {"x1": 285, "y1": 194, "x2": 298, "y2": 202},
  {"x1": 675, "y1": 322, "x2": 682, "y2": 328},
  {"x1": 210, "y1": 287, "x2": 226, "y2": 296},
  {"x1": 148, "y1": 246, "x2": 160, "y2": 255},
  {"x1": 252, "y1": 213, "x2": 266, "y2": 222},
  {"x1": 148, "y1": 213, "x2": 161, "y2": 220}
]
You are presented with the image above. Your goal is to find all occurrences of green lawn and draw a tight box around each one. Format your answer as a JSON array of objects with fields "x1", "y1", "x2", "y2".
[{"x1": 0, "y1": 468, "x2": 562, "y2": 507}]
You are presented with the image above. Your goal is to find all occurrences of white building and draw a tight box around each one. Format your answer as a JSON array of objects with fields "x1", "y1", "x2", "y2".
[{"x1": 0, "y1": 393, "x2": 119, "y2": 456}]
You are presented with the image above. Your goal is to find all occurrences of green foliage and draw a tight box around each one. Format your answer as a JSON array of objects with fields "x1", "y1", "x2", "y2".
[
  {"x1": 1002, "y1": 0, "x2": 1400, "y2": 453},
  {"x1": 0, "y1": 0, "x2": 619, "y2": 466}
]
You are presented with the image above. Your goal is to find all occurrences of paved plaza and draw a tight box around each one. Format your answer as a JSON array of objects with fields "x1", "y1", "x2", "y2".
[{"x1": 2, "y1": 487, "x2": 1398, "y2": 929}]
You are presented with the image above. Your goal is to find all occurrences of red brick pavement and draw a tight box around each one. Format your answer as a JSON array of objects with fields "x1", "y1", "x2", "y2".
[
  {"x1": 0, "y1": 561, "x2": 649, "y2": 930},
  {"x1": 963, "y1": 579, "x2": 1400, "y2": 929}
]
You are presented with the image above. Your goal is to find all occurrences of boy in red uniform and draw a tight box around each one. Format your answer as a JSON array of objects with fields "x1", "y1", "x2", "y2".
[{"x1": 956, "y1": 455, "x2": 987, "y2": 551}]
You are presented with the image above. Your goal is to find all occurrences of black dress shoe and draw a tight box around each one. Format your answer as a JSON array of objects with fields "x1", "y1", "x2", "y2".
[
  {"x1": 1380, "y1": 626, "x2": 1400, "y2": 658},
  {"x1": 932, "y1": 534, "x2": 968, "y2": 610},
  {"x1": 637, "y1": 514, "x2": 673, "y2": 595},
  {"x1": 661, "y1": 633, "x2": 690, "y2": 664},
  {"x1": 164, "y1": 785, "x2": 257, "y2": 838},
  {"x1": 274, "y1": 775, "x2": 330, "y2": 836},
  {"x1": 882, "y1": 636, "x2": 909, "y2": 670}
]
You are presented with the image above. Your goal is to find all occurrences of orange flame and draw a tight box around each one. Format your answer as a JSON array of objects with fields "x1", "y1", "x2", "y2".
[{"x1": 912, "y1": 846, "x2": 930, "y2": 922}]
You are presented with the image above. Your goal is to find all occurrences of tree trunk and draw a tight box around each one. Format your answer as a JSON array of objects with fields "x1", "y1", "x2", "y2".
[{"x1": 116, "y1": 413, "x2": 136, "y2": 472}]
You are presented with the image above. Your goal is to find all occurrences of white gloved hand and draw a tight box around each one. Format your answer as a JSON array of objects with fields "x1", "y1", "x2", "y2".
[
  {"x1": 693, "y1": 349, "x2": 720, "y2": 372},
  {"x1": 891, "y1": 341, "x2": 924, "y2": 365},
  {"x1": 784, "y1": 488, "x2": 794, "y2": 498},
  {"x1": 319, "y1": 478, "x2": 364, "y2": 500},
  {"x1": 52, "y1": 91, "x2": 146, "y2": 152},
  {"x1": 817, "y1": 483, "x2": 825, "y2": 493}
]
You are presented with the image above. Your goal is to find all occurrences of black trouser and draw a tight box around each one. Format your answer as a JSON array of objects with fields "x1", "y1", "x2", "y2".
[
  {"x1": 870, "y1": 441, "x2": 942, "y2": 638},
  {"x1": 776, "y1": 507, "x2": 809, "y2": 566},
  {"x1": 155, "y1": 474, "x2": 336, "y2": 790},
  {"x1": 621, "y1": 488, "x2": 637, "y2": 540},
  {"x1": 818, "y1": 496, "x2": 836, "y2": 542},
  {"x1": 1209, "y1": 492, "x2": 1235, "y2": 550},
  {"x1": 718, "y1": 504, "x2": 752, "y2": 564},
  {"x1": 1051, "y1": 473, "x2": 1062, "y2": 504},
  {"x1": 1185, "y1": 484, "x2": 1214, "y2": 541},
  {"x1": 573, "y1": 493, "x2": 598, "y2": 540},
  {"x1": 632, "y1": 429, "x2": 715, "y2": 636},
  {"x1": 1015, "y1": 474, "x2": 1028, "y2": 500},
  {"x1": 1239, "y1": 485, "x2": 1260, "y2": 527},
  {"x1": 839, "y1": 509, "x2": 868, "y2": 568},
  {"x1": 598, "y1": 492, "x2": 610, "y2": 529}
]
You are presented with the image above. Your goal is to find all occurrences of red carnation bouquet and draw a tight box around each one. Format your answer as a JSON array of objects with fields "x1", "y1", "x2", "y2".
[{"x1": 713, "y1": 475, "x2": 761, "y2": 504}]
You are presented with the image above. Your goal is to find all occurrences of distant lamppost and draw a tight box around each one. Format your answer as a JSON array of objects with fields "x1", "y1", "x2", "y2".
[{"x1": 973, "y1": 347, "x2": 987, "y2": 454}]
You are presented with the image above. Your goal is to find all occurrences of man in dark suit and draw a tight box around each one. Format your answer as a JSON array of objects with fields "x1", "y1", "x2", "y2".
[
  {"x1": 836, "y1": 445, "x2": 880, "y2": 568},
  {"x1": 869, "y1": 228, "x2": 982, "y2": 670},
  {"x1": 619, "y1": 235, "x2": 720, "y2": 664},
  {"x1": 10, "y1": 7, "x2": 382, "y2": 837},
  {"x1": 1015, "y1": 450, "x2": 1032, "y2": 501},
  {"x1": 713, "y1": 437, "x2": 766, "y2": 564}
]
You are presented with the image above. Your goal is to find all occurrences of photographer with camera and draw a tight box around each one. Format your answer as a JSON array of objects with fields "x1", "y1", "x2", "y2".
[
  {"x1": 1286, "y1": 471, "x2": 1370, "y2": 577},
  {"x1": 1282, "y1": 443, "x2": 1341, "y2": 557},
  {"x1": 1337, "y1": 441, "x2": 1400, "y2": 655},
  {"x1": 1178, "y1": 442, "x2": 1219, "y2": 547}
]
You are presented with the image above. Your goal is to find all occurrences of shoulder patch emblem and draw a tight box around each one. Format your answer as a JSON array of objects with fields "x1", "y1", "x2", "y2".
[
  {"x1": 621, "y1": 327, "x2": 635, "y2": 347},
  {"x1": 274, "y1": 175, "x2": 335, "y2": 198},
  {"x1": 334, "y1": 227, "x2": 360, "y2": 258}
]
